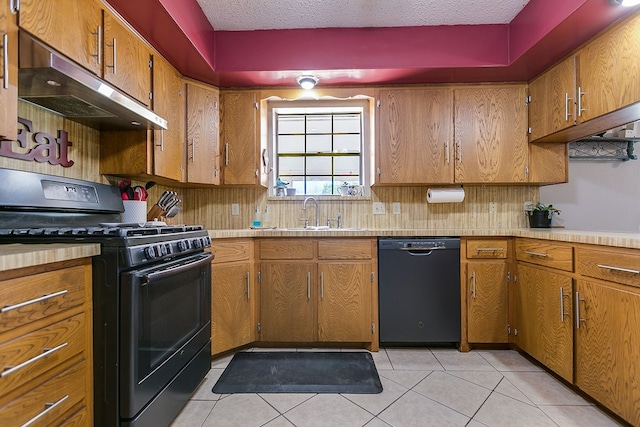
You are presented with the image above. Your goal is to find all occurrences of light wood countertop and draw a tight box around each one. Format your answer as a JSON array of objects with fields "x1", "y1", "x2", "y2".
[
  {"x1": 208, "y1": 228, "x2": 640, "y2": 249},
  {"x1": 0, "y1": 243, "x2": 100, "y2": 271}
]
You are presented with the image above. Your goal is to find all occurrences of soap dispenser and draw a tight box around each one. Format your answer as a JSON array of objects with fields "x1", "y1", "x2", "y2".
[{"x1": 252, "y1": 205, "x2": 262, "y2": 228}]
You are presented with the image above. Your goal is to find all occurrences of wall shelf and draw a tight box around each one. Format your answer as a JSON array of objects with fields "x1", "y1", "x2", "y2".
[{"x1": 568, "y1": 137, "x2": 638, "y2": 161}]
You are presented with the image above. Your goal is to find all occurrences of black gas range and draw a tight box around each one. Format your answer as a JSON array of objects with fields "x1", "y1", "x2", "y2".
[{"x1": 0, "y1": 168, "x2": 212, "y2": 427}]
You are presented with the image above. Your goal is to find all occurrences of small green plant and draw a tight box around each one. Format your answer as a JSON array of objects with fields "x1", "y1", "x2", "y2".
[{"x1": 527, "y1": 202, "x2": 561, "y2": 219}]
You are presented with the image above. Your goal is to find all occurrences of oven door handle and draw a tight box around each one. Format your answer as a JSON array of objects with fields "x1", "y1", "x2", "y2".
[{"x1": 143, "y1": 252, "x2": 213, "y2": 282}]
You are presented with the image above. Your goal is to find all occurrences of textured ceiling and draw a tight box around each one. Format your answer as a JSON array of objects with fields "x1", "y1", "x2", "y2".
[{"x1": 196, "y1": 0, "x2": 532, "y2": 31}]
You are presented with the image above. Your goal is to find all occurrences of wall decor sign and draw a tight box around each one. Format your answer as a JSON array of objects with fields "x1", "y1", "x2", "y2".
[{"x1": 0, "y1": 117, "x2": 74, "y2": 167}]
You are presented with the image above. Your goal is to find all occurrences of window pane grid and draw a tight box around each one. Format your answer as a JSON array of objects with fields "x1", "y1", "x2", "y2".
[{"x1": 276, "y1": 112, "x2": 362, "y2": 195}]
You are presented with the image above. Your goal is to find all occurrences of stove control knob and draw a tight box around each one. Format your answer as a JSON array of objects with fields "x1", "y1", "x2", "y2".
[
  {"x1": 203, "y1": 236, "x2": 211, "y2": 247},
  {"x1": 144, "y1": 246, "x2": 156, "y2": 259},
  {"x1": 177, "y1": 240, "x2": 189, "y2": 252},
  {"x1": 159, "y1": 244, "x2": 168, "y2": 256},
  {"x1": 192, "y1": 238, "x2": 202, "y2": 249}
]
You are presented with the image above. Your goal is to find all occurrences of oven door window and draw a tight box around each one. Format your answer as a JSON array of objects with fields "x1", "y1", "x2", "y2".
[{"x1": 120, "y1": 252, "x2": 212, "y2": 412}]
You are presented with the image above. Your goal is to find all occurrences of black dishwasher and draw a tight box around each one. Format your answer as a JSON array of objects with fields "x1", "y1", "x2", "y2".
[{"x1": 378, "y1": 237, "x2": 461, "y2": 345}]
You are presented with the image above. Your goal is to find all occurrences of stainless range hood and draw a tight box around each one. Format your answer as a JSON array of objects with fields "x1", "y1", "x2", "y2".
[{"x1": 18, "y1": 32, "x2": 167, "y2": 131}]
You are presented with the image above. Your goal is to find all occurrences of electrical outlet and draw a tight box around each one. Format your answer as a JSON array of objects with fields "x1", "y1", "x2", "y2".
[
  {"x1": 524, "y1": 201, "x2": 534, "y2": 211},
  {"x1": 489, "y1": 202, "x2": 497, "y2": 214},
  {"x1": 231, "y1": 203, "x2": 240, "y2": 216},
  {"x1": 372, "y1": 202, "x2": 386, "y2": 215},
  {"x1": 392, "y1": 202, "x2": 401, "y2": 215}
]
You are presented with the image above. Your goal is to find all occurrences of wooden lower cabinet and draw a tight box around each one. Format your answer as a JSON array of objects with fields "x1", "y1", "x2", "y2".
[
  {"x1": 466, "y1": 261, "x2": 509, "y2": 343},
  {"x1": 260, "y1": 262, "x2": 316, "y2": 342},
  {"x1": 575, "y1": 279, "x2": 640, "y2": 426},
  {"x1": 514, "y1": 264, "x2": 573, "y2": 382},
  {"x1": 0, "y1": 259, "x2": 93, "y2": 426},
  {"x1": 210, "y1": 239, "x2": 256, "y2": 355},
  {"x1": 258, "y1": 238, "x2": 377, "y2": 348}
]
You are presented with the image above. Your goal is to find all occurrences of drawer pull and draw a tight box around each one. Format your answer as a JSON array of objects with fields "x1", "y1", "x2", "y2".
[
  {"x1": 320, "y1": 272, "x2": 324, "y2": 300},
  {"x1": 1, "y1": 289, "x2": 68, "y2": 313},
  {"x1": 575, "y1": 291, "x2": 586, "y2": 329},
  {"x1": 307, "y1": 272, "x2": 311, "y2": 300},
  {"x1": 475, "y1": 248, "x2": 504, "y2": 252},
  {"x1": 524, "y1": 250, "x2": 548, "y2": 258},
  {"x1": 20, "y1": 394, "x2": 69, "y2": 427},
  {"x1": 2, "y1": 342, "x2": 68, "y2": 378},
  {"x1": 596, "y1": 264, "x2": 640, "y2": 275}
]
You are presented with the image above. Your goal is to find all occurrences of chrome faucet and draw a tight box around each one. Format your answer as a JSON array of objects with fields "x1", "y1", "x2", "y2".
[{"x1": 302, "y1": 196, "x2": 320, "y2": 227}]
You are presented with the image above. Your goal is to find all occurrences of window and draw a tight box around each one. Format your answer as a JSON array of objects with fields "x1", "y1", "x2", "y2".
[{"x1": 269, "y1": 100, "x2": 371, "y2": 196}]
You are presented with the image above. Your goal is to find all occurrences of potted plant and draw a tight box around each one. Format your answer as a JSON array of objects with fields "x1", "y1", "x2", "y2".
[{"x1": 526, "y1": 202, "x2": 560, "y2": 228}]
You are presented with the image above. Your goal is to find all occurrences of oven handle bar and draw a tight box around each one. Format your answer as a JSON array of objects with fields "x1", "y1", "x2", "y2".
[{"x1": 142, "y1": 253, "x2": 213, "y2": 282}]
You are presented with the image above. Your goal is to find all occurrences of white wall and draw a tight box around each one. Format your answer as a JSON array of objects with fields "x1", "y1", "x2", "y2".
[{"x1": 540, "y1": 158, "x2": 640, "y2": 232}]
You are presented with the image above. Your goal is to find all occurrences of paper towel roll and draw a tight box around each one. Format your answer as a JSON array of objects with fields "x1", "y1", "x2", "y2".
[{"x1": 426, "y1": 188, "x2": 465, "y2": 203}]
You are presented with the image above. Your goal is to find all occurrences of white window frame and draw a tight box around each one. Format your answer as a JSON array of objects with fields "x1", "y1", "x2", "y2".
[{"x1": 266, "y1": 98, "x2": 373, "y2": 197}]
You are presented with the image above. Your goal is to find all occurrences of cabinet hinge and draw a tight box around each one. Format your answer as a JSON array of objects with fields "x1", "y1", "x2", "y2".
[
  {"x1": 371, "y1": 323, "x2": 376, "y2": 334},
  {"x1": 376, "y1": 99, "x2": 381, "y2": 108},
  {"x1": 257, "y1": 322, "x2": 261, "y2": 333},
  {"x1": 214, "y1": 167, "x2": 218, "y2": 177},
  {"x1": 253, "y1": 102, "x2": 259, "y2": 109},
  {"x1": 525, "y1": 166, "x2": 529, "y2": 176},
  {"x1": 213, "y1": 100, "x2": 218, "y2": 109},
  {"x1": 371, "y1": 272, "x2": 375, "y2": 282},
  {"x1": 507, "y1": 324, "x2": 511, "y2": 335},
  {"x1": 376, "y1": 167, "x2": 381, "y2": 177},
  {"x1": 255, "y1": 169, "x2": 259, "y2": 177},
  {"x1": 10, "y1": 0, "x2": 18, "y2": 14},
  {"x1": 514, "y1": 274, "x2": 517, "y2": 283},
  {"x1": 527, "y1": 127, "x2": 532, "y2": 134},
  {"x1": 525, "y1": 95, "x2": 531, "y2": 105},
  {"x1": 507, "y1": 271, "x2": 511, "y2": 282},
  {"x1": 149, "y1": 92, "x2": 153, "y2": 101},
  {"x1": 257, "y1": 271, "x2": 261, "y2": 282},
  {"x1": 514, "y1": 327, "x2": 518, "y2": 336},
  {"x1": 149, "y1": 59, "x2": 153, "y2": 69}
]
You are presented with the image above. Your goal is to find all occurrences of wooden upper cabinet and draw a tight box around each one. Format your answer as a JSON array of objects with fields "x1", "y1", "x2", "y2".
[
  {"x1": 577, "y1": 12, "x2": 640, "y2": 124},
  {"x1": 528, "y1": 56, "x2": 576, "y2": 141},
  {"x1": 152, "y1": 56, "x2": 185, "y2": 182},
  {"x1": 454, "y1": 85, "x2": 528, "y2": 183},
  {"x1": 103, "y1": 10, "x2": 151, "y2": 106},
  {"x1": 18, "y1": 0, "x2": 102, "y2": 76},
  {"x1": 376, "y1": 88, "x2": 454, "y2": 184},
  {"x1": 0, "y1": 0, "x2": 18, "y2": 140},
  {"x1": 220, "y1": 90, "x2": 260, "y2": 185},
  {"x1": 186, "y1": 81, "x2": 221, "y2": 185}
]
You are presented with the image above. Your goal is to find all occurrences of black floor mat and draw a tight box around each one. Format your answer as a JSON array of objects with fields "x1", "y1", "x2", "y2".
[{"x1": 212, "y1": 351, "x2": 383, "y2": 394}]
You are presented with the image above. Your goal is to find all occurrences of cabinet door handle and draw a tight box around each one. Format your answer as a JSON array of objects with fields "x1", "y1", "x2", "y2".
[
  {"x1": 577, "y1": 86, "x2": 586, "y2": 117},
  {"x1": 445, "y1": 141, "x2": 450, "y2": 164},
  {"x1": 1, "y1": 342, "x2": 68, "y2": 378},
  {"x1": 1, "y1": 289, "x2": 68, "y2": 313},
  {"x1": 596, "y1": 264, "x2": 640, "y2": 275},
  {"x1": 575, "y1": 291, "x2": 586, "y2": 329},
  {"x1": 107, "y1": 38, "x2": 117, "y2": 74},
  {"x1": 91, "y1": 25, "x2": 102, "y2": 65},
  {"x1": 559, "y1": 287, "x2": 567, "y2": 322},
  {"x1": 524, "y1": 250, "x2": 548, "y2": 258},
  {"x1": 564, "y1": 92, "x2": 573, "y2": 121},
  {"x1": 470, "y1": 271, "x2": 476, "y2": 299},
  {"x1": 225, "y1": 143, "x2": 229, "y2": 165},
  {"x1": 2, "y1": 34, "x2": 8, "y2": 90},
  {"x1": 21, "y1": 394, "x2": 69, "y2": 427},
  {"x1": 155, "y1": 129, "x2": 164, "y2": 151},
  {"x1": 307, "y1": 272, "x2": 311, "y2": 300},
  {"x1": 320, "y1": 272, "x2": 324, "y2": 300},
  {"x1": 246, "y1": 272, "x2": 250, "y2": 300}
]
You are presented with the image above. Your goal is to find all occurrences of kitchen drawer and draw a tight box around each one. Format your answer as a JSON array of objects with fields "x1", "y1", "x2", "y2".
[
  {"x1": 211, "y1": 239, "x2": 252, "y2": 264},
  {"x1": 0, "y1": 360, "x2": 86, "y2": 426},
  {"x1": 577, "y1": 246, "x2": 640, "y2": 288},
  {"x1": 516, "y1": 239, "x2": 573, "y2": 272},
  {"x1": 466, "y1": 239, "x2": 508, "y2": 259},
  {"x1": 318, "y1": 239, "x2": 373, "y2": 260},
  {"x1": 259, "y1": 239, "x2": 315, "y2": 260},
  {"x1": 0, "y1": 313, "x2": 85, "y2": 398},
  {"x1": 0, "y1": 265, "x2": 86, "y2": 334}
]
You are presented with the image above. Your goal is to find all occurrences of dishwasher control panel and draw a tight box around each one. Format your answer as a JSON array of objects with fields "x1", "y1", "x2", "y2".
[{"x1": 378, "y1": 237, "x2": 460, "y2": 251}]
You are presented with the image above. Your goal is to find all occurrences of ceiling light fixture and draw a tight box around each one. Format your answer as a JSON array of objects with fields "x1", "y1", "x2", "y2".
[
  {"x1": 297, "y1": 75, "x2": 319, "y2": 90},
  {"x1": 610, "y1": 0, "x2": 640, "y2": 6}
]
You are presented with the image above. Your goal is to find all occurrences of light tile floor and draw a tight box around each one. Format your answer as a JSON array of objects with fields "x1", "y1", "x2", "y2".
[{"x1": 170, "y1": 348, "x2": 627, "y2": 427}]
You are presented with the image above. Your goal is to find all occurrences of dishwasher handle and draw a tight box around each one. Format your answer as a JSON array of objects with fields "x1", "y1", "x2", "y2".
[{"x1": 400, "y1": 246, "x2": 446, "y2": 256}]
